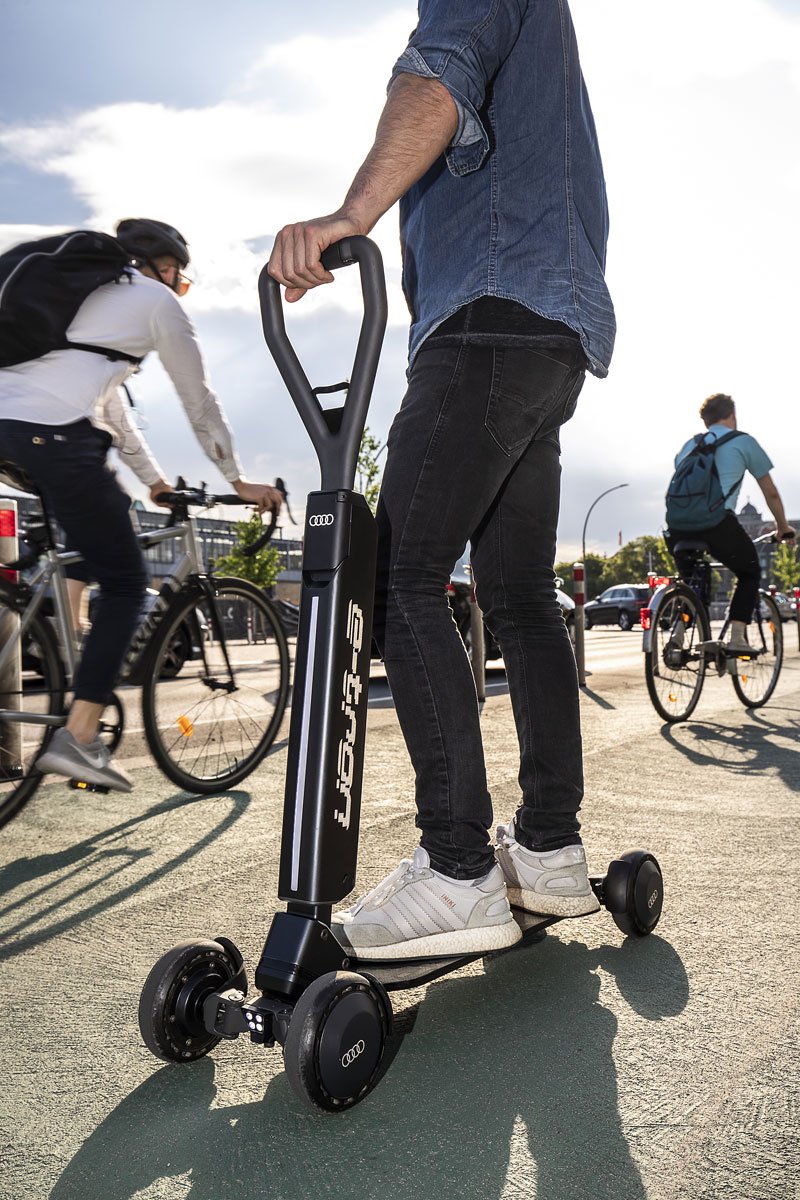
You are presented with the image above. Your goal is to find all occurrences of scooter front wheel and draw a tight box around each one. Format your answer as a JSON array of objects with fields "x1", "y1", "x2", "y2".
[
  {"x1": 139, "y1": 939, "x2": 242, "y2": 1062},
  {"x1": 283, "y1": 971, "x2": 391, "y2": 1113}
]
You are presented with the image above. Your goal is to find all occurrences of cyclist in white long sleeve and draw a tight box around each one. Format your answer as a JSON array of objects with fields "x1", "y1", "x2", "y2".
[{"x1": 0, "y1": 218, "x2": 281, "y2": 791}]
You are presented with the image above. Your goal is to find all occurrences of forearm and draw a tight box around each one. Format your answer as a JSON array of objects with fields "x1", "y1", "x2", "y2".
[
  {"x1": 759, "y1": 481, "x2": 789, "y2": 529},
  {"x1": 339, "y1": 74, "x2": 459, "y2": 231}
]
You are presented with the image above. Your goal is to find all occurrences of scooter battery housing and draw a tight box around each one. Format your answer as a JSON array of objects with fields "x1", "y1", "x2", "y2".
[{"x1": 278, "y1": 487, "x2": 377, "y2": 906}]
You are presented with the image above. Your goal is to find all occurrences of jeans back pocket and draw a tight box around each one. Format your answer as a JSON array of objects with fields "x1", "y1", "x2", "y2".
[{"x1": 484, "y1": 347, "x2": 584, "y2": 457}]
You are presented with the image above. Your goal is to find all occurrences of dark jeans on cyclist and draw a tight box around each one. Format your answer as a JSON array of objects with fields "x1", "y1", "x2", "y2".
[
  {"x1": 0, "y1": 418, "x2": 148, "y2": 704},
  {"x1": 666, "y1": 511, "x2": 760, "y2": 624},
  {"x1": 372, "y1": 334, "x2": 587, "y2": 880}
]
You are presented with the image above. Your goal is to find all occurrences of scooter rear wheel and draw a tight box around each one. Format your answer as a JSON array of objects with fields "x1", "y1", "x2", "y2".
[
  {"x1": 604, "y1": 851, "x2": 664, "y2": 937},
  {"x1": 283, "y1": 971, "x2": 391, "y2": 1113}
]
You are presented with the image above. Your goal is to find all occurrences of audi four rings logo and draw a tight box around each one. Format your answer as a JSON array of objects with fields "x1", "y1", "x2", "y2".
[
  {"x1": 341, "y1": 1039, "x2": 365, "y2": 1068},
  {"x1": 309, "y1": 513, "x2": 334, "y2": 527}
]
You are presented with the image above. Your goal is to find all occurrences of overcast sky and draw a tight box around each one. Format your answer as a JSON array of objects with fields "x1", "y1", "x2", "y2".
[{"x1": 2, "y1": 0, "x2": 798, "y2": 559}]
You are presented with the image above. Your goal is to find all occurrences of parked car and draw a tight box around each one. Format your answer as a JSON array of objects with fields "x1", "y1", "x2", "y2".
[
  {"x1": 767, "y1": 591, "x2": 796, "y2": 623},
  {"x1": 584, "y1": 584, "x2": 651, "y2": 631},
  {"x1": 447, "y1": 552, "x2": 575, "y2": 660}
]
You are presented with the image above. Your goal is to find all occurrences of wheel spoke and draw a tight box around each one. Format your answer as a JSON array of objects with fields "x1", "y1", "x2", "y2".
[{"x1": 143, "y1": 581, "x2": 289, "y2": 792}]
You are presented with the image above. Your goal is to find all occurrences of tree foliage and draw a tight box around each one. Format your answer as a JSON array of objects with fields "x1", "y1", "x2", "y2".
[
  {"x1": 212, "y1": 512, "x2": 280, "y2": 589},
  {"x1": 772, "y1": 541, "x2": 799, "y2": 592},
  {"x1": 556, "y1": 535, "x2": 672, "y2": 598},
  {"x1": 357, "y1": 426, "x2": 385, "y2": 514}
]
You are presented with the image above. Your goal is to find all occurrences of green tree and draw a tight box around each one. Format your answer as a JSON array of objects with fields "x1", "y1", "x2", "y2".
[
  {"x1": 772, "y1": 541, "x2": 799, "y2": 592},
  {"x1": 555, "y1": 553, "x2": 608, "y2": 598},
  {"x1": 212, "y1": 512, "x2": 280, "y2": 589},
  {"x1": 556, "y1": 535, "x2": 673, "y2": 599},
  {"x1": 599, "y1": 535, "x2": 672, "y2": 590},
  {"x1": 357, "y1": 426, "x2": 385, "y2": 514}
]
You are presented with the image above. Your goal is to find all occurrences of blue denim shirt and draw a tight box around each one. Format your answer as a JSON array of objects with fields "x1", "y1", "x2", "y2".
[{"x1": 391, "y1": 0, "x2": 616, "y2": 377}]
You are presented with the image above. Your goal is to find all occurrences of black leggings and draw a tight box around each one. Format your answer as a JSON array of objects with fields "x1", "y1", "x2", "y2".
[
  {"x1": 667, "y1": 512, "x2": 760, "y2": 623},
  {"x1": 0, "y1": 418, "x2": 148, "y2": 704}
]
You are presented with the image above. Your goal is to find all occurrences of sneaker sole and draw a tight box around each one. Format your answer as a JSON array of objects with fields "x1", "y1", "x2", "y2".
[
  {"x1": 335, "y1": 917, "x2": 522, "y2": 962},
  {"x1": 507, "y1": 887, "x2": 600, "y2": 918},
  {"x1": 35, "y1": 750, "x2": 133, "y2": 793}
]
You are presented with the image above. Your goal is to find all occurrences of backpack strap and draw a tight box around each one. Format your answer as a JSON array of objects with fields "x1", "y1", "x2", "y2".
[
  {"x1": 708, "y1": 429, "x2": 745, "y2": 449},
  {"x1": 708, "y1": 430, "x2": 747, "y2": 509},
  {"x1": 64, "y1": 340, "x2": 143, "y2": 365}
]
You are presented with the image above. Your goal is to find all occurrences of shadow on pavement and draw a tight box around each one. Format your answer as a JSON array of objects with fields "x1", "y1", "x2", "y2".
[
  {"x1": 659, "y1": 710, "x2": 800, "y2": 792},
  {"x1": 0, "y1": 790, "x2": 251, "y2": 962},
  {"x1": 579, "y1": 685, "x2": 616, "y2": 710},
  {"x1": 51, "y1": 932, "x2": 688, "y2": 1200}
]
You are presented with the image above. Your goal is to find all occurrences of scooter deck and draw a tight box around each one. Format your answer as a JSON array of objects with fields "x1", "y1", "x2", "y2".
[{"x1": 351, "y1": 908, "x2": 561, "y2": 992}]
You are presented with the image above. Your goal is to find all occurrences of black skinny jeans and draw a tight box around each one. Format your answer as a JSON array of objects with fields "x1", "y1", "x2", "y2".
[
  {"x1": 667, "y1": 512, "x2": 760, "y2": 623},
  {"x1": 0, "y1": 418, "x2": 148, "y2": 704},
  {"x1": 373, "y1": 342, "x2": 587, "y2": 879}
]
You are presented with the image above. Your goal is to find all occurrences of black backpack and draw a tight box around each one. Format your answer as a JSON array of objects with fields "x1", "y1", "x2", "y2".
[
  {"x1": 665, "y1": 430, "x2": 744, "y2": 531},
  {"x1": 0, "y1": 230, "x2": 143, "y2": 368}
]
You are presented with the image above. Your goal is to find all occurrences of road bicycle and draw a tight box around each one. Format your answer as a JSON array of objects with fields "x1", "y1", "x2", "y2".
[
  {"x1": 0, "y1": 467, "x2": 290, "y2": 827},
  {"x1": 642, "y1": 532, "x2": 785, "y2": 723}
]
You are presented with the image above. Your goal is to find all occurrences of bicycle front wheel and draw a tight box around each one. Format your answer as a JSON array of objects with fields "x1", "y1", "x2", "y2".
[
  {"x1": 142, "y1": 577, "x2": 290, "y2": 793},
  {"x1": 731, "y1": 593, "x2": 783, "y2": 708},
  {"x1": 645, "y1": 583, "x2": 710, "y2": 723},
  {"x1": 0, "y1": 585, "x2": 66, "y2": 828}
]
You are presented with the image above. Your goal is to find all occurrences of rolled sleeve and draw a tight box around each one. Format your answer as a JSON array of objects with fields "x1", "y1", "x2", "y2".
[
  {"x1": 390, "y1": 0, "x2": 526, "y2": 176},
  {"x1": 743, "y1": 438, "x2": 774, "y2": 480}
]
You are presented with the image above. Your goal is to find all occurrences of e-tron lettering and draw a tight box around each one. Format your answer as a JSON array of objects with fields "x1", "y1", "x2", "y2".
[{"x1": 334, "y1": 599, "x2": 364, "y2": 830}]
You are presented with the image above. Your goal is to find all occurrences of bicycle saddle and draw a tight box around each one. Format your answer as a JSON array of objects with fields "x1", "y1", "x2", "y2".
[
  {"x1": 0, "y1": 460, "x2": 38, "y2": 495},
  {"x1": 671, "y1": 538, "x2": 710, "y2": 554}
]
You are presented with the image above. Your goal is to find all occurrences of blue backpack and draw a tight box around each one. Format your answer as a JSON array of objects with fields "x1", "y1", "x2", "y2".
[{"x1": 665, "y1": 430, "x2": 744, "y2": 531}]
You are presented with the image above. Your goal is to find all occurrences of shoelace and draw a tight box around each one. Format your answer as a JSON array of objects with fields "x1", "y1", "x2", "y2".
[
  {"x1": 496, "y1": 825, "x2": 515, "y2": 851},
  {"x1": 350, "y1": 858, "x2": 420, "y2": 915}
]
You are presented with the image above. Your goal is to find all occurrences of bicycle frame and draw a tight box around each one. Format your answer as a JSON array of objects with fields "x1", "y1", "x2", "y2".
[
  {"x1": 0, "y1": 514, "x2": 207, "y2": 712},
  {"x1": 642, "y1": 531, "x2": 779, "y2": 656}
]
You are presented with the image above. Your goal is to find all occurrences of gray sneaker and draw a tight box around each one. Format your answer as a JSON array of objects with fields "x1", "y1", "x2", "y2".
[
  {"x1": 495, "y1": 820, "x2": 600, "y2": 917},
  {"x1": 331, "y1": 847, "x2": 521, "y2": 961},
  {"x1": 36, "y1": 728, "x2": 133, "y2": 793}
]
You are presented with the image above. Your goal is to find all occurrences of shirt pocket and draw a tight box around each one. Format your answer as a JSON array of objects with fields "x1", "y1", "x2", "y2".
[{"x1": 484, "y1": 347, "x2": 581, "y2": 457}]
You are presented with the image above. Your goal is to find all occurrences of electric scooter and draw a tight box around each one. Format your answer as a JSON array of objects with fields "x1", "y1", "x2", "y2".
[{"x1": 138, "y1": 236, "x2": 665, "y2": 1113}]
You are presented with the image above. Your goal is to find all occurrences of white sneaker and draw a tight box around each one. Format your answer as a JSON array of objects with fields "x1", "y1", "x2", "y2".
[
  {"x1": 495, "y1": 820, "x2": 600, "y2": 917},
  {"x1": 725, "y1": 631, "x2": 751, "y2": 655},
  {"x1": 331, "y1": 847, "x2": 521, "y2": 961}
]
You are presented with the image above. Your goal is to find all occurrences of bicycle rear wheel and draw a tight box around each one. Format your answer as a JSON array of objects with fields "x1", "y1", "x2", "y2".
[
  {"x1": 645, "y1": 583, "x2": 710, "y2": 723},
  {"x1": 0, "y1": 584, "x2": 66, "y2": 828},
  {"x1": 142, "y1": 577, "x2": 290, "y2": 793},
  {"x1": 731, "y1": 592, "x2": 783, "y2": 708}
]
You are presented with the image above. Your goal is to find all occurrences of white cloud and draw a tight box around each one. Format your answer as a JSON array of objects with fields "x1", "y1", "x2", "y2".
[{"x1": 0, "y1": 10, "x2": 415, "y2": 324}]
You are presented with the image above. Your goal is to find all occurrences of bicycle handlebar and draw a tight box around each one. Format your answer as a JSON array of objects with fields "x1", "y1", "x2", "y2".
[
  {"x1": 753, "y1": 530, "x2": 796, "y2": 545},
  {"x1": 154, "y1": 476, "x2": 291, "y2": 554}
]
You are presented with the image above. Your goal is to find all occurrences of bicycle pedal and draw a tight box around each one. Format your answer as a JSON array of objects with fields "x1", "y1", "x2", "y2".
[{"x1": 68, "y1": 779, "x2": 111, "y2": 795}]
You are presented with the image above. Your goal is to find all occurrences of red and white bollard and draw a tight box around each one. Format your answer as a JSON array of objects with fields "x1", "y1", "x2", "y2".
[
  {"x1": 573, "y1": 561, "x2": 586, "y2": 687},
  {"x1": 0, "y1": 500, "x2": 23, "y2": 778}
]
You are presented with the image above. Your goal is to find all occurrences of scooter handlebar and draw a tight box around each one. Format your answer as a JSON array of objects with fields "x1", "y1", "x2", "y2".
[{"x1": 258, "y1": 236, "x2": 387, "y2": 493}]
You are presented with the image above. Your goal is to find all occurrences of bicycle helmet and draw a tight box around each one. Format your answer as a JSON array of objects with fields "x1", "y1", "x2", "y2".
[{"x1": 115, "y1": 218, "x2": 190, "y2": 269}]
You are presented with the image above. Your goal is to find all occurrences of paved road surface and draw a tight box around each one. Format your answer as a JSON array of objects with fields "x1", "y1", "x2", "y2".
[{"x1": 1, "y1": 628, "x2": 798, "y2": 1200}]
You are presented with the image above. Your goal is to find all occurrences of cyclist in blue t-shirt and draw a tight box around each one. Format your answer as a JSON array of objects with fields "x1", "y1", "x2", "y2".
[{"x1": 667, "y1": 392, "x2": 795, "y2": 652}]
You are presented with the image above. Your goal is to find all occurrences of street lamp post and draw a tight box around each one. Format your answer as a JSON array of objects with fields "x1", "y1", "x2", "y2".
[{"x1": 581, "y1": 483, "x2": 629, "y2": 596}]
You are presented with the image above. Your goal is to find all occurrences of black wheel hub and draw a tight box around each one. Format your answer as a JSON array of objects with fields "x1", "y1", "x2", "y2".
[
  {"x1": 315, "y1": 985, "x2": 385, "y2": 1102},
  {"x1": 631, "y1": 857, "x2": 663, "y2": 931},
  {"x1": 162, "y1": 950, "x2": 234, "y2": 1058}
]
